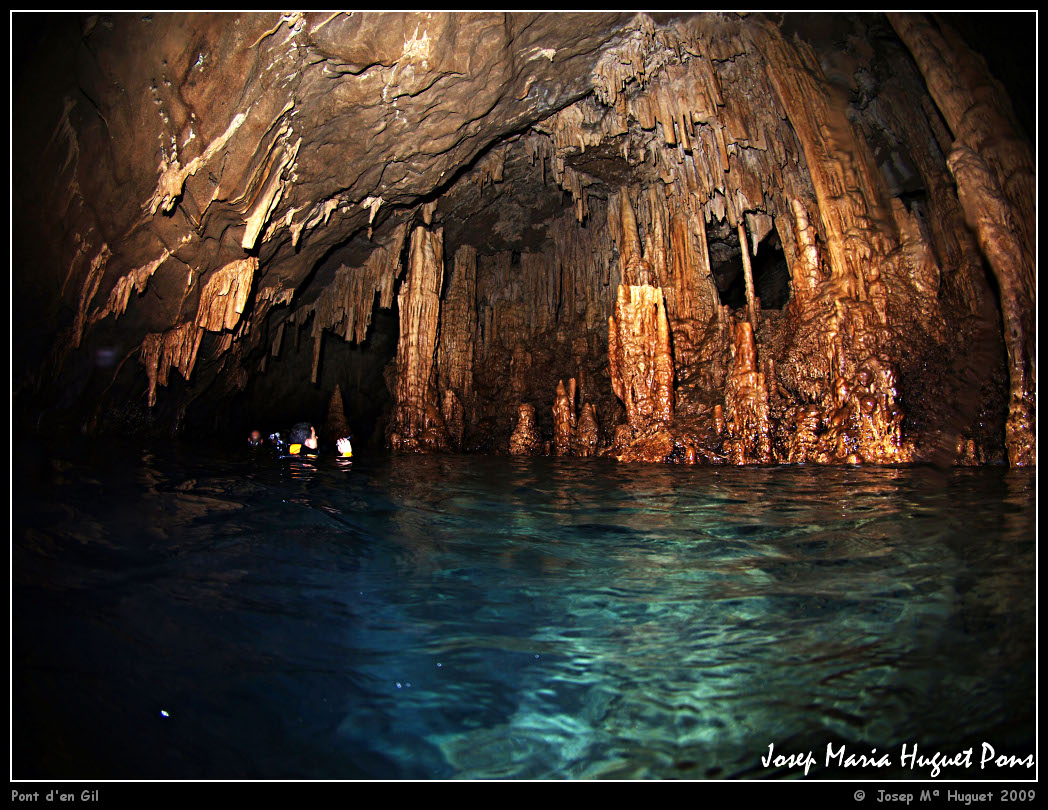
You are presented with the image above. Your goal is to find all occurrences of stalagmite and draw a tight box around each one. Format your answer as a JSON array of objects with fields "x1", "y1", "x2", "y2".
[
  {"x1": 508, "y1": 404, "x2": 541, "y2": 456},
  {"x1": 442, "y1": 390, "x2": 465, "y2": 452},
  {"x1": 552, "y1": 378, "x2": 577, "y2": 456},
  {"x1": 813, "y1": 356, "x2": 911, "y2": 464},
  {"x1": 785, "y1": 405, "x2": 822, "y2": 464},
  {"x1": 437, "y1": 245, "x2": 478, "y2": 451},
  {"x1": 573, "y1": 402, "x2": 600, "y2": 457},
  {"x1": 608, "y1": 284, "x2": 675, "y2": 435},
  {"x1": 324, "y1": 384, "x2": 349, "y2": 443},
  {"x1": 789, "y1": 198, "x2": 823, "y2": 301},
  {"x1": 723, "y1": 321, "x2": 771, "y2": 464},
  {"x1": 389, "y1": 225, "x2": 447, "y2": 452}
]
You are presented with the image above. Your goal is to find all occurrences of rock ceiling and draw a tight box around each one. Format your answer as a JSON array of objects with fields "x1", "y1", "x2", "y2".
[{"x1": 11, "y1": 11, "x2": 1036, "y2": 466}]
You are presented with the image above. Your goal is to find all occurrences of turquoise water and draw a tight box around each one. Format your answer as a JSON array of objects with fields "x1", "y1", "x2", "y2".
[{"x1": 13, "y1": 441, "x2": 1036, "y2": 779}]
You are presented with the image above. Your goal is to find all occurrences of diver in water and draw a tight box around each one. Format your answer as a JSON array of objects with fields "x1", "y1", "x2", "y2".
[
  {"x1": 248, "y1": 429, "x2": 264, "y2": 447},
  {"x1": 283, "y1": 421, "x2": 353, "y2": 458}
]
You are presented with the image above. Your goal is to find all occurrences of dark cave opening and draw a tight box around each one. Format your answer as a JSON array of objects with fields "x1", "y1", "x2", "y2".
[
  {"x1": 712, "y1": 229, "x2": 791, "y2": 312},
  {"x1": 214, "y1": 297, "x2": 399, "y2": 451}
]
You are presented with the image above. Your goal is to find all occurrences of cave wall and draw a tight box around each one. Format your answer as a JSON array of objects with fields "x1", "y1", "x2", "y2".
[{"x1": 12, "y1": 11, "x2": 1034, "y2": 465}]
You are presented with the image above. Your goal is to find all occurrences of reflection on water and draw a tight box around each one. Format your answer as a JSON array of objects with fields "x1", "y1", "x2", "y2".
[{"x1": 12, "y1": 440, "x2": 1036, "y2": 779}]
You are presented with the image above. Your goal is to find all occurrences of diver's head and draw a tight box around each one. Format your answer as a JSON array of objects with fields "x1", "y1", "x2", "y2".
[{"x1": 290, "y1": 422, "x2": 318, "y2": 450}]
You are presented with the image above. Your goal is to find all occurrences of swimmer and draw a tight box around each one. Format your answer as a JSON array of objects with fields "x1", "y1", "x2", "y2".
[
  {"x1": 248, "y1": 429, "x2": 264, "y2": 447},
  {"x1": 287, "y1": 422, "x2": 320, "y2": 456},
  {"x1": 286, "y1": 422, "x2": 352, "y2": 458}
]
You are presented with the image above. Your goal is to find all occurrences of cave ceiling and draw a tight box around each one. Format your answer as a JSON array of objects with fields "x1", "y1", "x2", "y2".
[{"x1": 11, "y1": 11, "x2": 1036, "y2": 466}]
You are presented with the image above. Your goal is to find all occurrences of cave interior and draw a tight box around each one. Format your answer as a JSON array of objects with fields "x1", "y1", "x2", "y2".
[{"x1": 11, "y1": 11, "x2": 1036, "y2": 466}]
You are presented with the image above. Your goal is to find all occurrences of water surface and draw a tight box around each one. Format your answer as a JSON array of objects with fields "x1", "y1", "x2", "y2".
[{"x1": 13, "y1": 440, "x2": 1036, "y2": 779}]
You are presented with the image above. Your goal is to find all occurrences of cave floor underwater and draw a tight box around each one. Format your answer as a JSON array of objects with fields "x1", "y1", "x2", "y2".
[{"x1": 12, "y1": 437, "x2": 1035, "y2": 780}]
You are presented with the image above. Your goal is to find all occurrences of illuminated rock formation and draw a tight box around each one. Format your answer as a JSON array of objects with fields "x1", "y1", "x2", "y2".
[
  {"x1": 508, "y1": 404, "x2": 541, "y2": 456},
  {"x1": 723, "y1": 322, "x2": 772, "y2": 464},
  {"x1": 888, "y1": 12, "x2": 1034, "y2": 466},
  {"x1": 437, "y1": 246, "x2": 478, "y2": 452},
  {"x1": 195, "y1": 257, "x2": 257, "y2": 333},
  {"x1": 552, "y1": 379, "x2": 577, "y2": 457},
  {"x1": 13, "y1": 12, "x2": 1032, "y2": 468},
  {"x1": 139, "y1": 322, "x2": 203, "y2": 408},
  {"x1": 573, "y1": 402, "x2": 600, "y2": 457},
  {"x1": 608, "y1": 285, "x2": 675, "y2": 434},
  {"x1": 389, "y1": 226, "x2": 447, "y2": 452},
  {"x1": 815, "y1": 357, "x2": 911, "y2": 464}
]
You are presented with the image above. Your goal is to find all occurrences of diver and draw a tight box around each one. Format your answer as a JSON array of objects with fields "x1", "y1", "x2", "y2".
[
  {"x1": 282, "y1": 421, "x2": 353, "y2": 458},
  {"x1": 248, "y1": 429, "x2": 264, "y2": 447}
]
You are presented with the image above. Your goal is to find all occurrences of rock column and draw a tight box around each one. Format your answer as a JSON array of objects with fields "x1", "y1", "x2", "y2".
[{"x1": 389, "y1": 225, "x2": 447, "y2": 452}]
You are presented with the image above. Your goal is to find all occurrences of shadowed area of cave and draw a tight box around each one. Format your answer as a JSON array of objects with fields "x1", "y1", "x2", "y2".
[{"x1": 711, "y1": 230, "x2": 790, "y2": 312}]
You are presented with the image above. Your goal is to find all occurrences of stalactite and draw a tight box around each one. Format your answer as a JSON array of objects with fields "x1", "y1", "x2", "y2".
[
  {"x1": 270, "y1": 319, "x2": 285, "y2": 358},
  {"x1": 72, "y1": 244, "x2": 111, "y2": 350},
  {"x1": 737, "y1": 221, "x2": 758, "y2": 332},
  {"x1": 948, "y1": 147, "x2": 1036, "y2": 466},
  {"x1": 295, "y1": 222, "x2": 407, "y2": 354},
  {"x1": 88, "y1": 250, "x2": 172, "y2": 327},
  {"x1": 139, "y1": 321, "x2": 203, "y2": 407},
  {"x1": 23, "y1": 11, "x2": 1028, "y2": 471},
  {"x1": 195, "y1": 257, "x2": 257, "y2": 332},
  {"x1": 508, "y1": 344, "x2": 532, "y2": 403},
  {"x1": 887, "y1": 12, "x2": 1034, "y2": 466},
  {"x1": 850, "y1": 46, "x2": 987, "y2": 320},
  {"x1": 751, "y1": 17, "x2": 892, "y2": 303},
  {"x1": 242, "y1": 137, "x2": 302, "y2": 250},
  {"x1": 616, "y1": 188, "x2": 650, "y2": 286},
  {"x1": 389, "y1": 225, "x2": 446, "y2": 452}
]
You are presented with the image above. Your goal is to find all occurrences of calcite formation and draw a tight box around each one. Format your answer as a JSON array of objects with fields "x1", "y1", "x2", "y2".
[
  {"x1": 388, "y1": 226, "x2": 446, "y2": 452},
  {"x1": 324, "y1": 384, "x2": 350, "y2": 444},
  {"x1": 887, "y1": 13, "x2": 1035, "y2": 466},
  {"x1": 723, "y1": 322, "x2": 772, "y2": 465},
  {"x1": 608, "y1": 285, "x2": 675, "y2": 434},
  {"x1": 574, "y1": 403, "x2": 600, "y2": 457},
  {"x1": 552, "y1": 379, "x2": 578, "y2": 456},
  {"x1": 14, "y1": 12, "x2": 1034, "y2": 467},
  {"x1": 508, "y1": 404, "x2": 541, "y2": 456}
]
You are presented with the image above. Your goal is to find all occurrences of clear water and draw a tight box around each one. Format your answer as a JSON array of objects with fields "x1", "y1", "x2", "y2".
[{"x1": 13, "y1": 440, "x2": 1036, "y2": 780}]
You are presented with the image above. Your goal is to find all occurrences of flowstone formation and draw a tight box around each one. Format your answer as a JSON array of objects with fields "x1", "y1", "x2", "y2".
[{"x1": 14, "y1": 12, "x2": 1033, "y2": 466}]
